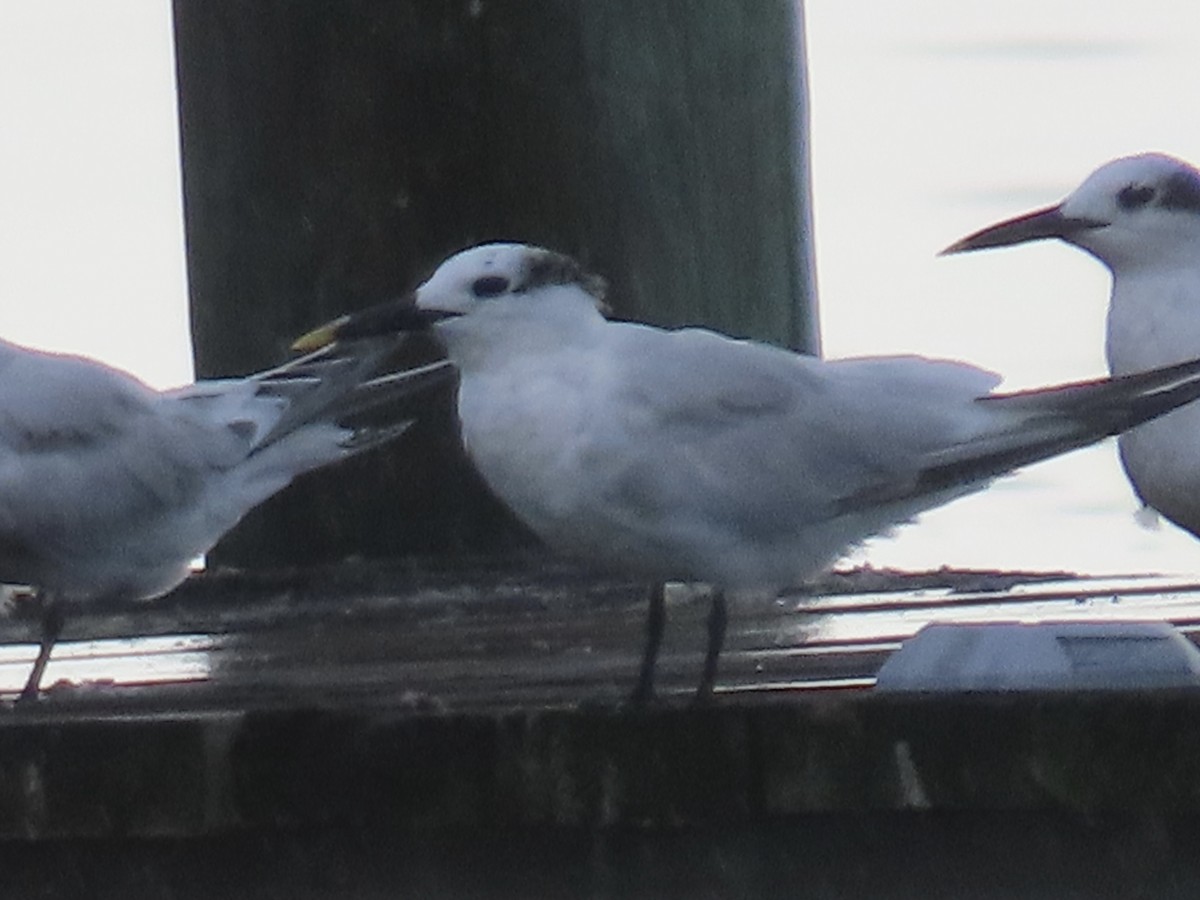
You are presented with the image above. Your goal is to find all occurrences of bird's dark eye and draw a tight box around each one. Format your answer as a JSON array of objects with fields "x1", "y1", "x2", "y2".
[
  {"x1": 1117, "y1": 184, "x2": 1156, "y2": 210},
  {"x1": 471, "y1": 275, "x2": 510, "y2": 298}
]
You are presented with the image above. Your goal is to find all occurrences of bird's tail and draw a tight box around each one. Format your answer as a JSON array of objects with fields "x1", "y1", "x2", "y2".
[
  {"x1": 172, "y1": 338, "x2": 454, "y2": 464},
  {"x1": 919, "y1": 355, "x2": 1200, "y2": 494},
  {"x1": 248, "y1": 340, "x2": 454, "y2": 455},
  {"x1": 838, "y1": 355, "x2": 1200, "y2": 513},
  {"x1": 323, "y1": 358, "x2": 457, "y2": 454}
]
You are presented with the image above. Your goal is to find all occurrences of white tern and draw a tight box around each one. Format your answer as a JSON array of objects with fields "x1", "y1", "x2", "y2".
[
  {"x1": 295, "y1": 242, "x2": 1200, "y2": 700},
  {"x1": 944, "y1": 152, "x2": 1200, "y2": 540},
  {"x1": 0, "y1": 336, "x2": 451, "y2": 700}
]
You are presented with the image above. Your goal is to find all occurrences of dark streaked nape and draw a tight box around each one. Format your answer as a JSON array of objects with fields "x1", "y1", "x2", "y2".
[
  {"x1": 517, "y1": 250, "x2": 609, "y2": 307},
  {"x1": 1160, "y1": 169, "x2": 1200, "y2": 213}
]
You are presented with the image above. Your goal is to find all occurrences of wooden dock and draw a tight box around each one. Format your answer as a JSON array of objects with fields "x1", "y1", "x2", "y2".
[{"x1": 0, "y1": 560, "x2": 1199, "y2": 896}]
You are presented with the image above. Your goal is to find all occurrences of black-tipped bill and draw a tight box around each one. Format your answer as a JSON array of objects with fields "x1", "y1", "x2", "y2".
[
  {"x1": 292, "y1": 293, "x2": 459, "y2": 351},
  {"x1": 940, "y1": 204, "x2": 1109, "y2": 255}
]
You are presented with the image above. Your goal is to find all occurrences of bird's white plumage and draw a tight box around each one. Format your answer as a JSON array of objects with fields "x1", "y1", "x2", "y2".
[
  {"x1": 381, "y1": 242, "x2": 1197, "y2": 589},
  {"x1": 947, "y1": 152, "x2": 1200, "y2": 536},
  {"x1": 0, "y1": 336, "x2": 448, "y2": 603}
]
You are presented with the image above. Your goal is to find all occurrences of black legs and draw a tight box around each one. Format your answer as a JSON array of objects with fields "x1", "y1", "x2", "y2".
[
  {"x1": 697, "y1": 590, "x2": 727, "y2": 700},
  {"x1": 17, "y1": 593, "x2": 63, "y2": 703},
  {"x1": 630, "y1": 582, "x2": 666, "y2": 705},
  {"x1": 630, "y1": 584, "x2": 727, "y2": 704}
]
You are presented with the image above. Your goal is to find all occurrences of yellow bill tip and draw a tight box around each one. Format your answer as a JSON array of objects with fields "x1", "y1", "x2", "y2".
[{"x1": 291, "y1": 316, "x2": 349, "y2": 352}]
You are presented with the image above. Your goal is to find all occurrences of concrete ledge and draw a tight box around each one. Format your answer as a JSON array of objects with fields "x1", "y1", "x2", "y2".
[
  {"x1": 231, "y1": 693, "x2": 1200, "y2": 827},
  {"x1": 3, "y1": 691, "x2": 1200, "y2": 839},
  {"x1": 2, "y1": 812, "x2": 1199, "y2": 898},
  {"x1": 876, "y1": 621, "x2": 1200, "y2": 691}
]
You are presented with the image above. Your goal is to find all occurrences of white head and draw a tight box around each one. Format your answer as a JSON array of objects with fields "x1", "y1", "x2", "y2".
[
  {"x1": 944, "y1": 153, "x2": 1200, "y2": 272},
  {"x1": 292, "y1": 243, "x2": 610, "y2": 359},
  {"x1": 413, "y1": 242, "x2": 608, "y2": 320}
]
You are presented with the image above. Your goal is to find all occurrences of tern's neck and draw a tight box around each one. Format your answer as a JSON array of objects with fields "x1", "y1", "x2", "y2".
[
  {"x1": 435, "y1": 295, "x2": 606, "y2": 373},
  {"x1": 1107, "y1": 266, "x2": 1200, "y2": 375}
]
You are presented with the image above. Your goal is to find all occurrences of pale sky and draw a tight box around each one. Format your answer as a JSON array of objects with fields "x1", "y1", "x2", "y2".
[{"x1": 0, "y1": 1, "x2": 189, "y2": 388}]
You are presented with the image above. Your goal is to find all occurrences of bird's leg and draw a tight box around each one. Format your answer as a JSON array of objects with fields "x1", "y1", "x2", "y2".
[
  {"x1": 630, "y1": 582, "x2": 666, "y2": 705},
  {"x1": 695, "y1": 589, "x2": 727, "y2": 702},
  {"x1": 17, "y1": 592, "x2": 63, "y2": 704}
]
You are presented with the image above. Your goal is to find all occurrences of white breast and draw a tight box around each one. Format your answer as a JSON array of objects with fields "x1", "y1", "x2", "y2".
[{"x1": 1107, "y1": 270, "x2": 1200, "y2": 534}]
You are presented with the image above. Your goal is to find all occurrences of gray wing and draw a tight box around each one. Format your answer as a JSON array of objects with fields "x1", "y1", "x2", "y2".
[
  {"x1": 0, "y1": 348, "x2": 248, "y2": 558},
  {"x1": 596, "y1": 324, "x2": 1001, "y2": 539}
]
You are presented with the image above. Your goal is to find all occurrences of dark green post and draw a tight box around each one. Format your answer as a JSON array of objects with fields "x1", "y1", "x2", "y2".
[{"x1": 172, "y1": 0, "x2": 818, "y2": 565}]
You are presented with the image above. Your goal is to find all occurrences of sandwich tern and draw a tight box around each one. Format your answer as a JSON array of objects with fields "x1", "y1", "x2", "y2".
[
  {"x1": 295, "y1": 242, "x2": 1200, "y2": 700},
  {"x1": 0, "y1": 336, "x2": 452, "y2": 700}
]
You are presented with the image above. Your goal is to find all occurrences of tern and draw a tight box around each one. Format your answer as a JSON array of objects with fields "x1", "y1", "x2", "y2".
[
  {"x1": 943, "y1": 152, "x2": 1200, "y2": 538},
  {"x1": 295, "y1": 242, "x2": 1200, "y2": 701},
  {"x1": 0, "y1": 336, "x2": 452, "y2": 700}
]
